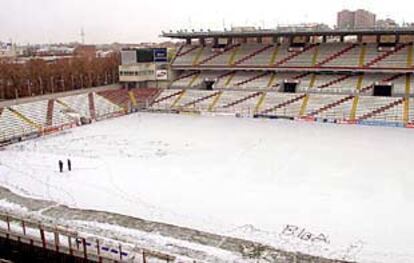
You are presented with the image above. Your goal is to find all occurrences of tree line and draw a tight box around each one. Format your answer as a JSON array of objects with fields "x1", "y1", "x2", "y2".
[{"x1": 0, "y1": 54, "x2": 120, "y2": 100}]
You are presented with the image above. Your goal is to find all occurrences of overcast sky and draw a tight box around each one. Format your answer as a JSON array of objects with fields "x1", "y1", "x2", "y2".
[{"x1": 1, "y1": 0, "x2": 413, "y2": 44}]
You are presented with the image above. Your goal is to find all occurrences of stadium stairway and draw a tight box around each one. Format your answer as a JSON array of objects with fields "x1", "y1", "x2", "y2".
[
  {"x1": 171, "y1": 90, "x2": 187, "y2": 108},
  {"x1": 196, "y1": 44, "x2": 241, "y2": 65},
  {"x1": 260, "y1": 94, "x2": 306, "y2": 114},
  {"x1": 299, "y1": 94, "x2": 310, "y2": 116},
  {"x1": 254, "y1": 92, "x2": 267, "y2": 114},
  {"x1": 208, "y1": 92, "x2": 223, "y2": 111},
  {"x1": 7, "y1": 107, "x2": 42, "y2": 130},
  {"x1": 128, "y1": 91, "x2": 138, "y2": 107},
  {"x1": 273, "y1": 44, "x2": 317, "y2": 67},
  {"x1": 192, "y1": 47, "x2": 205, "y2": 65},
  {"x1": 222, "y1": 92, "x2": 262, "y2": 109},
  {"x1": 0, "y1": 108, "x2": 38, "y2": 141},
  {"x1": 316, "y1": 44, "x2": 357, "y2": 66},
  {"x1": 364, "y1": 43, "x2": 408, "y2": 68},
  {"x1": 357, "y1": 98, "x2": 404, "y2": 121},
  {"x1": 232, "y1": 44, "x2": 274, "y2": 65}
]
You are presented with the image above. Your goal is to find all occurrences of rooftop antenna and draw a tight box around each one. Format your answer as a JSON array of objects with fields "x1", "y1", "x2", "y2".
[{"x1": 80, "y1": 27, "x2": 85, "y2": 44}]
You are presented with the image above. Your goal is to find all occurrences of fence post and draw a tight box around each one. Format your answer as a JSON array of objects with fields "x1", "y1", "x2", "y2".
[
  {"x1": 82, "y1": 238, "x2": 88, "y2": 260},
  {"x1": 143, "y1": 251, "x2": 147, "y2": 263},
  {"x1": 21, "y1": 220, "x2": 26, "y2": 235},
  {"x1": 6, "y1": 214, "x2": 10, "y2": 231},
  {"x1": 68, "y1": 236, "x2": 73, "y2": 255},
  {"x1": 119, "y1": 244, "x2": 123, "y2": 261},
  {"x1": 54, "y1": 229, "x2": 60, "y2": 252},
  {"x1": 96, "y1": 239, "x2": 102, "y2": 263},
  {"x1": 39, "y1": 225, "x2": 46, "y2": 248}
]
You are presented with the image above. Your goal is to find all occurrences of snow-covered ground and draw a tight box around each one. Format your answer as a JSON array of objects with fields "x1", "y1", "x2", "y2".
[{"x1": 0, "y1": 113, "x2": 413, "y2": 262}]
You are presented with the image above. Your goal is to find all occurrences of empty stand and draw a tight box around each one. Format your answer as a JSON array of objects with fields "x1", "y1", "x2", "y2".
[
  {"x1": 232, "y1": 44, "x2": 274, "y2": 65},
  {"x1": 260, "y1": 93, "x2": 306, "y2": 116},
  {"x1": 283, "y1": 44, "x2": 319, "y2": 67},
  {"x1": 151, "y1": 89, "x2": 184, "y2": 110},
  {"x1": 236, "y1": 72, "x2": 272, "y2": 89},
  {"x1": 307, "y1": 94, "x2": 355, "y2": 118},
  {"x1": 175, "y1": 90, "x2": 220, "y2": 111},
  {"x1": 316, "y1": 43, "x2": 357, "y2": 66},
  {"x1": 364, "y1": 43, "x2": 409, "y2": 68},
  {"x1": 357, "y1": 97, "x2": 404, "y2": 122},
  {"x1": 273, "y1": 44, "x2": 317, "y2": 67},
  {"x1": 0, "y1": 108, "x2": 38, "y2": 141},
  {"x1": 197, "y1": 44, "x2": 241, "y2": 65},
  {"x1": 10, "y1": 101, "x2": 48, "y2": 127},
  {"x1": 323, "y1": 44, "x2": 362, "y2": 68},
  {"x1": 213, "y1": 91, "x2": 260, "y2": 115}
]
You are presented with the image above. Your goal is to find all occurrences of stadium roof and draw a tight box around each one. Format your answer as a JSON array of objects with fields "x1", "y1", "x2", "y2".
[{"x1": 162, "y1": 27, "x2": 414, "y2": 39}]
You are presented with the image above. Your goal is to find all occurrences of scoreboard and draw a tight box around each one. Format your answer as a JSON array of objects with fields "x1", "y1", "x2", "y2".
[
  {"x1": 119, "y1": 48, "x2": 169, "y2": 83},
  {"x1": 121, "y1": 48, "x2": 168, "y2": 65}
]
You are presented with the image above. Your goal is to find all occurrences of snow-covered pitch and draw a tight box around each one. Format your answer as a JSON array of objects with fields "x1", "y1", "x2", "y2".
[{"x1": 0, "y1": 113, "x2": 413, "y2": 262}]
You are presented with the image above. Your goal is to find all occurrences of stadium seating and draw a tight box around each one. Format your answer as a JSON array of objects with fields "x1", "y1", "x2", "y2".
[
  {"x1": 59, "y1": 94, "x2": 91, "y2": 118},
  {"x1": 0, "y1": 108, "x2": 38, "y2": 141},
  {"x1": 259, "y1": 93, "x2": 306, "y2": 116},
  {"x1": 10, "y1": 101, "x2": 48, "y2": 127},
  {"x1": 213, "y1": 91, "x2": 260, "y2": 115},
  {"x1": 306, "y1": 94, "x2": 354, "y2": 119},
  {"x1": 356, "y1": 96, "x2": 404, "y2": 122},
  {"x1": 173, "y1": 46, "x2": 201, "y2": 65},
  {"x1": 173, "y1": 90, "x2": 219, "y2": 111},
  {"x1": 0, "y1": 88, "x2": 135, "y2": 144},
  {"x1": 316, "y1": 43, "x2": 357, "y2": 66},
  {"x1": 151, "y1": 89, "x2": 184, "y2": 110},
  {"x1": 173, "y1": 42, "x2": 414, "y2": 70},
  {"x1": 409, "y1": 98, "x2": 414, "y2": 123},
  {"x1": 364, "y1": 43, "x2": 409, "y2": 68},
  {"x1": 232, "y1": 44, "x2": 274, "y2": 65}
]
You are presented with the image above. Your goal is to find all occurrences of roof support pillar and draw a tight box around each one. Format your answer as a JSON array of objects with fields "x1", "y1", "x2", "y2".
[
  {"x1": 199, "y1": 38, "x2": 205, "y2": 46},
  {"x1": 186, "y1": 38, "x2": 191, "y2": 45},
  {"x1": 257, "y1": 37, "x2": 263, "y2": 44},
  {"x1": 357, "y1": 35, "x2": 363, "y2": 43}
]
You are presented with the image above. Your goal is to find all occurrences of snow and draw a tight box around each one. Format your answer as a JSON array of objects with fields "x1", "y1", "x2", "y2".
[{"x1": 0, "y1": 112, "x2": 413, "y2": 262}]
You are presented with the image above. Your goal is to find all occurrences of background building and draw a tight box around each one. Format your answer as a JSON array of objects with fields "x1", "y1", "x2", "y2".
[
  {"x1": 376, "y1": 18, "x2": 398, "y2": 28},
  {"x1": 337, "y1": 9, "x2": 376, "y2": 29}
]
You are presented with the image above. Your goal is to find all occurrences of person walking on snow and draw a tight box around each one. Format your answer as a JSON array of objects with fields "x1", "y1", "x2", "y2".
[
  {"x1": 58, "y1": 160, "x2": 63, "y2": 173},
  {"x1": 67, "y1": 159, "x2": 72, "y2": 172}
]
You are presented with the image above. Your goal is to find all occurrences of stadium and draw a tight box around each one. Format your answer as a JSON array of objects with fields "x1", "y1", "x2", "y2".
[{"x1": 0, "y1": 25, "x2": 414, "y2": 263}]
